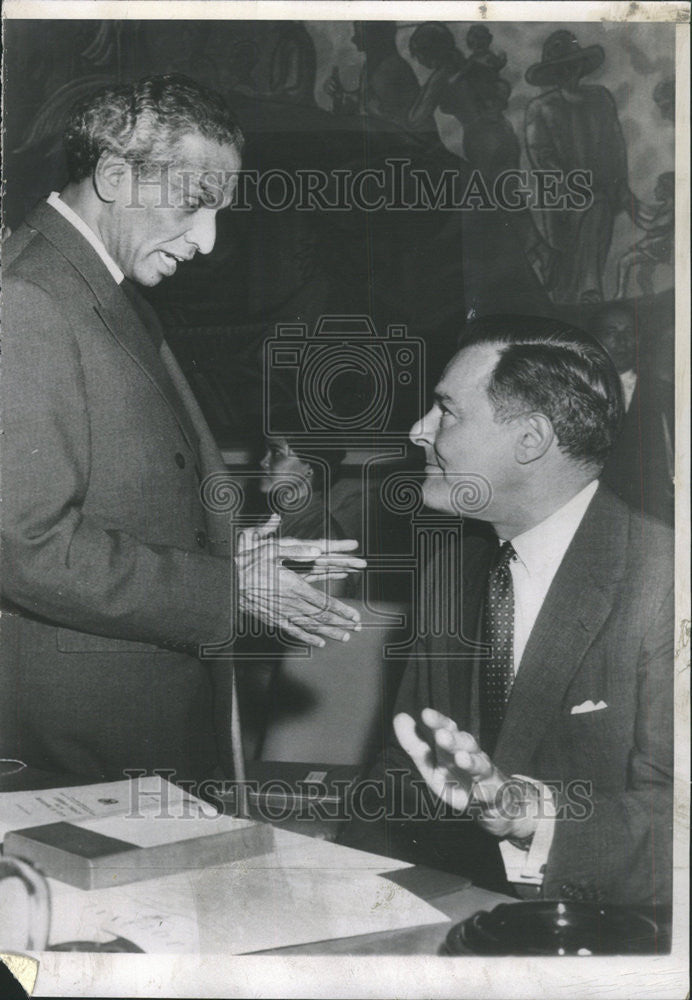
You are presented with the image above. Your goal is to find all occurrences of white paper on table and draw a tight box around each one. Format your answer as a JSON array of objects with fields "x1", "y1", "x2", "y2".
[
  {"x1": 192, "y1": 863, "x2": 445, "y2": 953},
  {"x1": 0, "y1": 776, "x2": 216, "y2": 840},
  {"x1": 48, "y1": 870, "x2": 201, "y2": 953},
  {"x1": 46, "y1": 832, "x2": 444, "y2": 954}
]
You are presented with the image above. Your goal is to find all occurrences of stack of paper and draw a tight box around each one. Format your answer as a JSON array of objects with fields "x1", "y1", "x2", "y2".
[{"x1": 1, "y1": 776, "x2": 272, "y2": 890}]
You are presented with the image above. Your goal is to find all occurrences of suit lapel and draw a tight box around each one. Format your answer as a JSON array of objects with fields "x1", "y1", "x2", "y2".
[
  {"x1": 26, "y1": 200, "x2": 121, "y2": 305},
  {"x1": 96, "y1": 285, "x2": 202, "y2": 459},
  {"x1": 160, "y1": 342, "x2": 232, "y2": 551},
  {"x1": 494, "y1": 488, "x2": 629, "y2": 775},
  {"x1": 29, "y1": 201, "x2": 200, "y2": 458}
]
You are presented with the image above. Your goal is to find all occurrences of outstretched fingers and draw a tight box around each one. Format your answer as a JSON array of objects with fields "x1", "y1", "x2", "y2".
[{"x1": 393, "y1": 713, "x2": 436, "y2": 774}]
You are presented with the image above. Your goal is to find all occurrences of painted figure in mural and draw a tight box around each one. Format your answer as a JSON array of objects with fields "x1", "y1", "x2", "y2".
[
  {"x1": 525, "y1": 30, "x2": 631, "y2": 304},
  {"x1": 408, "y1": 22, "x2": 556, "y2": 291},
  {"x1": 408, "y1": 22, "x2": 515, "y2": 179},
  {"x1": 407, "y1": 22, "x2": 471, "y2": 129},
  {"x1": 465, "y1": 24, "x2": 507, "y2": 74},
  {"x1": 325, "y1": 22, "x2": 426, "y2": 133},
  {"x1": 653, "y1": 78, "x2": 675, "y2": 123},
  {"x1": 268, "y1": 21, "x2": 317, "y2": 104},
  {"x1": 615, "y1": 171, "x2": 674, "y2": 299}
]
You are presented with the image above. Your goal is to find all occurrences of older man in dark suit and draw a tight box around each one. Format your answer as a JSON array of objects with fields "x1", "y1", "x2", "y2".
[
  {"x1": 1, "y1": 75, "x2": 363, "y2": 785},
  {"x1": 340, "y1": 316, "x2": 673, "y2": 911}
]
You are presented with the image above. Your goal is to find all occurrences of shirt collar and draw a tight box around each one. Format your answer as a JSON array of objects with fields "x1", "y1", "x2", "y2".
[
  {"x1": 507, "y1": 480, "x2": 599, "y2": 578},
  {"x1": 47, "y1": 192, "x2": 124, "y2": 285}
]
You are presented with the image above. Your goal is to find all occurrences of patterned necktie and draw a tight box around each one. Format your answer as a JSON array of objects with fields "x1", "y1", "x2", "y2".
[{"x1": 480, "y1": 540, "x2": 516, "y2": 756}]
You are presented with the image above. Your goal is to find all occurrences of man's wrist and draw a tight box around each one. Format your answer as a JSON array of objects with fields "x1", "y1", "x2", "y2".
[
  {"x1": 498, "y1": 777, "x2": 556, "y2": 886},
  {"x1": 497, "y1": 778, "x2": 541, "y2": 840}
]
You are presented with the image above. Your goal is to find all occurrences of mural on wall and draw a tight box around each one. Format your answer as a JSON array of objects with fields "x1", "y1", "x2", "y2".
[
  {"x1": 524, "y1": 30, "x2": 630, "y2": 305},
  {"x1": 4, "y1": 18, "x2": 675, "y2": 462}
]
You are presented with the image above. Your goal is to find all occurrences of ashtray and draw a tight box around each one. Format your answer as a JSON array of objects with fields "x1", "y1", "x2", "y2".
[{"x1": 444, "y1": 900, "x2": 662, "y2": 955}]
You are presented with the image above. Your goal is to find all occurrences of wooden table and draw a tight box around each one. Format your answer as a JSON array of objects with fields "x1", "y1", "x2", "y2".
[
  {"x1": 38, "y1": 827, "x2": 511, "y2": 955},
  {"x1": 1, "y1": 768, "x2": 513, "y2": 956}
]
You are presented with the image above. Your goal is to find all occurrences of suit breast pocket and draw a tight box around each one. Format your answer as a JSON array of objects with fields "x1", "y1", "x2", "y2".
[
  {"x1": 562, "y1": 705, "x2": 631, "y2": 785},
  {"x1": 564, "y1": 705, "x2": 613, "y2": 732},
  {"x1": 56, "y1": 627, "x2": 164, "y2": 653}
]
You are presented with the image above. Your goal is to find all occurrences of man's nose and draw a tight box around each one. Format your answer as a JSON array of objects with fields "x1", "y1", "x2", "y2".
[
  {"x1": 409, "y1": 406, "x2": 440, "y2": 447},
  {"x1": 186, "y1": 208, "x2": 217, "y2": 255},
  {"x1": 260, "y1": 451, "x2": 271, "y2": 470}
]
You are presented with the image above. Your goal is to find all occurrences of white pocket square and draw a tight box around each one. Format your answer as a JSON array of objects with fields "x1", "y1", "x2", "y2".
[{"x1": 570, "y1": 699, "x2": 608, "y2": 715}]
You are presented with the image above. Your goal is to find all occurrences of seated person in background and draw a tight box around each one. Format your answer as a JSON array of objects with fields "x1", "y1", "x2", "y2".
[
  {"x1": 590, "y1": 303, "x2": 674, "y2": 524},
  {"x1": 236, "y1": 409, "x2": 360, "y2": 758},
  {"x1": 260, "y1": 422, "x2": 346, "y2": 539},
  {"x1": 339, "y1": 316, "x2": 673, "y2": 912},
  {"x1": 259, "y1": 403, "x2": 362, "y2": 598},
  {"x1": 590, "y1": 303, "x2": 639, "y2": 412}
]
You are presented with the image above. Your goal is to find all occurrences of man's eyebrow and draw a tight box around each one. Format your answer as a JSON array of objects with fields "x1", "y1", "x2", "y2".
[{"x1": 434, "y1": 390, "x2": 454, "y2": 405}]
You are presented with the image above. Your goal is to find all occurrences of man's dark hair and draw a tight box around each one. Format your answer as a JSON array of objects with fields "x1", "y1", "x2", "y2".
[
  {"x1": 63, "y1": 74, "x2": 244, "y2": 182},
  {"x1": 268, "y1": 402, "x2": 346, "y2": 495},
  {"x1": 458, "y1": 315, "x2": 624, "y2": 469}
]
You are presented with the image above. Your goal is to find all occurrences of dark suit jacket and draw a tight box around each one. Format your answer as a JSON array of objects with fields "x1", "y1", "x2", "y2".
[
  {"x1": 602, "y1": 372, "x2": 675, "y2": 525},
  {"x1": 1, "y1": 201, "x2": 238, "y2": 783},
  {"x1": 340, "y1": 487, "x2": 673, "y2": 908}
]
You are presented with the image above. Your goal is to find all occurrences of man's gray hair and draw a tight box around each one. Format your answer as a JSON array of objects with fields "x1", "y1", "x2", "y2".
[{"x1": 63, "y1": 74, "x2": 244, "y2": 182}]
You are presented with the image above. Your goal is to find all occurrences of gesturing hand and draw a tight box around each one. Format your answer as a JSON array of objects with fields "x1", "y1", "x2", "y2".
[
  {"x1": 235, "y1": 515, "x2": 366, "y2": 647},
  {"x1": 394, "y1": 708, "x2": 540, "y2": 840}
]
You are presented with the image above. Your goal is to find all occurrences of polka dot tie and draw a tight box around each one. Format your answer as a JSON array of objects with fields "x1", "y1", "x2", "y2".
[{"x1": 480, "y1": 540, "x2": 516, "y2": 755}]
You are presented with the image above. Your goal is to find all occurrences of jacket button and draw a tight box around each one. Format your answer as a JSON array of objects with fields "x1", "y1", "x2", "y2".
[
  {"x1": 196, "y1": 530, "x2": 207, "y2": 549},
  {"x1": 559, "y1": 883, "x2": 579, "y2": 900},
  {"x1": 175, "y1": 452, "x2": 186, "y2": 468}
]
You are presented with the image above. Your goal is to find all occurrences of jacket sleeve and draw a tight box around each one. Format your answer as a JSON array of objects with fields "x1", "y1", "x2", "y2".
[
  {"x1": 1, "y1": 275, "x2": 234, "y2": 651},
  {"x1": 543, "y1": 581, "x2": 674, "y2": 907}
]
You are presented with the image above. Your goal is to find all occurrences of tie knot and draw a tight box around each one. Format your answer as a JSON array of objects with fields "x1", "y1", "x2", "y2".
[{"x1": 493, "y1": 540, "x2": 516, "y2": 573}]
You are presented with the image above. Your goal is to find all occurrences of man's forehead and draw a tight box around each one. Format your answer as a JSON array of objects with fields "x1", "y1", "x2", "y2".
[
  {"x1": 436, "y1": 344, "x2": 500, "y2": 400},
  {"x1": 175, "y1": 131, "x2": 241, "y2": 166},
  {"x1": 173, "y1": 132, "x2": 240, "y2": 183}
]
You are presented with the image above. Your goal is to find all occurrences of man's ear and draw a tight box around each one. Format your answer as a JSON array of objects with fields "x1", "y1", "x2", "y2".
[
  {"x1": 93, "y1": 153, "x2": 129, "y2": 203},
  {"x1": 515, "y1": 413, "x2": 554, "y2": 465}
]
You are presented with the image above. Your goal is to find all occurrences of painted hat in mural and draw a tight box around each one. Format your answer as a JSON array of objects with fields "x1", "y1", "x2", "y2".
[{"x1": 525, "y1": 30, "x2": 605, "y2": 87}]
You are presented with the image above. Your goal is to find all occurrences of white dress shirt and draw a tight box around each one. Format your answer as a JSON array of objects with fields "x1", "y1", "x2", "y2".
[
  {"x1": 497, "y1": 479, "x2": 599, "y2": 886},
  {"x1": 620, "y1": 369, "x2": 637, "y2": 412},
  {"x1": 506, "y1": 479, "x2": 599, "y2": 672},
  {"x1": 47, "y1": 191, "x2": 124, "y2": 285}
]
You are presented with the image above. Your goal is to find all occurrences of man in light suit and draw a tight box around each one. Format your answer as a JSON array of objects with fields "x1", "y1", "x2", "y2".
[
  {"x1": 340, "y1": 316, "x2": 673, "y2": 911},
  {"x1": 1, "y1": 75, "x2": 363, "y2": 785}
]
